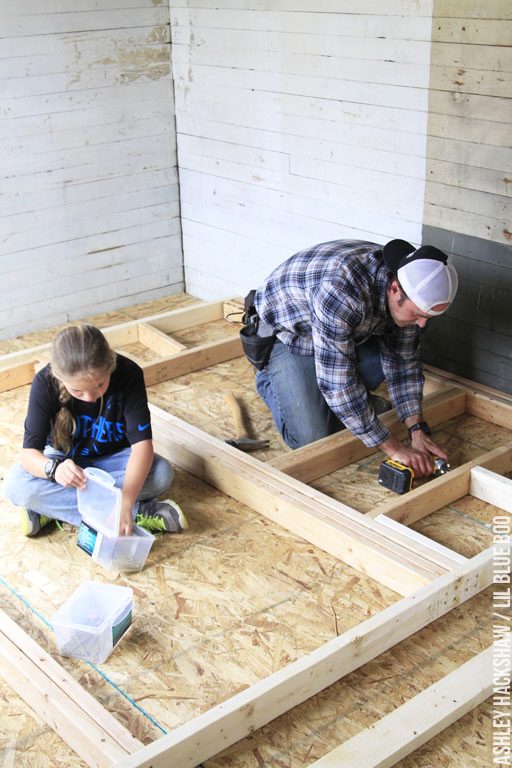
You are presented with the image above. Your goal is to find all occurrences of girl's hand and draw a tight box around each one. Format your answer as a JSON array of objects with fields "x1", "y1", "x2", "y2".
[
  {"x1": 119, "y1": 506, "x2": 133, "y2": 537},
  {"x1": 54, "y1": 459, "x2": 86, "y2": 489}
]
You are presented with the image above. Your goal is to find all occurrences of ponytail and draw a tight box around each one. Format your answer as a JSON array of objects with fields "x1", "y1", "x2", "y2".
[{"x1": 52, "y1": 382, "x2": 77, "y2": 453}]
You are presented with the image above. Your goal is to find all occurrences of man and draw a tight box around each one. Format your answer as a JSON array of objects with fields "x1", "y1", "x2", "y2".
[{"x1": 244, "y1": 238, "x2": 458, "y2": 477}]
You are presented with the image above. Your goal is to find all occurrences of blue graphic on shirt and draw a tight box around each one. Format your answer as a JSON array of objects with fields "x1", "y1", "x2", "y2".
[
  {"x1": 137, "y1": 422, "x2": 150, "y2": 432},
  {"x1": 73, "y1": 413, "x2": 125, "y2": 457}
]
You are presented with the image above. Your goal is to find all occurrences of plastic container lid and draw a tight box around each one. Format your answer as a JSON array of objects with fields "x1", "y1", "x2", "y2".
[{"x1": 77, "y1": 467, "x2": 121, "y2": 537}]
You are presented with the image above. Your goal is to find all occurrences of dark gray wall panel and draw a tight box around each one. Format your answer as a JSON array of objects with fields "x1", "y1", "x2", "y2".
[{"x1": 422, "y1": 226, "x2": 512, "y2": 394}]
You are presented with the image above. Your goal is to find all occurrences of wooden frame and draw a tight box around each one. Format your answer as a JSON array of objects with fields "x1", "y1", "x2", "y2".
[
  {"x1": 0, "y1": 298, "x2": 509, "y2": 767},
  {"x1": 0, "y1": 298, "x2": 244, "y2": 392}
]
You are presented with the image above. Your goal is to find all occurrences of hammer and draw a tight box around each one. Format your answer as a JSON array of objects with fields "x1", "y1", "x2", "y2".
[{"x1": 224, "y1": 391, "x2": 269, "y2": 452}]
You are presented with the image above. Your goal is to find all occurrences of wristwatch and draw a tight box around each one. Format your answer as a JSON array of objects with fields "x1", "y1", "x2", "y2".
[
  {"x1": 44, "y1": 458, "x2": 61, "y2": 483},
  {"x1": 407, "y1": 421, "x2": 431, "y2": 438}
]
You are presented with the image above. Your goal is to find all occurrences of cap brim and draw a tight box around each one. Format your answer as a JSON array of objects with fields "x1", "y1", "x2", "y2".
[{"x1": 382, "y1": 239, "x2": 415, "y2": 274}]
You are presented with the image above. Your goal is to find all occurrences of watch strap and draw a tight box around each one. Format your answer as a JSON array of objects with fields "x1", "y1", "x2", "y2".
[
  {"x1": 407, "y1": 421, "x2": 431, "y2": 438},
  {"x1": 45, "y1": 458, "x2": 61, "y2": 482}
]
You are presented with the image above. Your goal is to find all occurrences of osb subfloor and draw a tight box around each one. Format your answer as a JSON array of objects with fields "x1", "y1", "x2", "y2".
[{"x1": 0, "y1": 294, "x2": 496, "y2": 767}]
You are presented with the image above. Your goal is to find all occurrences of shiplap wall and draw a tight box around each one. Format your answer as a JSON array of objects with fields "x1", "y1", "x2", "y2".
[
  {"x1": 421, "y1": 0, "x2": 512, "y2": 392},
  {"x1": 424, "y1": 0, "x2": 510, "y2": 246},
  {"x1": 170, "y1": 1, "x2": 435, "y2": 299},
  {"x1": 0, "y1": 0, "x2": 183, "y2": 340}
]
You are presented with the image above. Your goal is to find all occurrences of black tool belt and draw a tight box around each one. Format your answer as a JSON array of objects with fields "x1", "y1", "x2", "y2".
[{"x1": 240, "y1": 290, "x2": 277, "y2": 371}]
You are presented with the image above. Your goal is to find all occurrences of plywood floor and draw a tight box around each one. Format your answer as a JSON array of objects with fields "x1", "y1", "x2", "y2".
[{"x1": 0, "y1": 294, "x2": 495, "y2": 767}]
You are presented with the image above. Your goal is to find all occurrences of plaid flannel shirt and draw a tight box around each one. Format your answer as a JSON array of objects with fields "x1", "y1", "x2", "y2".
[{"x1": 254, "y1": 239, "x2": 424, "y2": 447}]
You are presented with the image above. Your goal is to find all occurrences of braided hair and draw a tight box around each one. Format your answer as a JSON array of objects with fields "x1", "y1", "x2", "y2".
[{"x1": 49, "y1": 325, "x2": 116, "y2": 453}]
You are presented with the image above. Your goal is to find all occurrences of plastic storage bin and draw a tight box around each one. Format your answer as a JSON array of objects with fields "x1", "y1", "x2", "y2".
[
  {"x1": 77, "y1": 521, "x2": 154, "y2": 572},
  {"x1": 51, "y1": 581, "x2": 133, "y2": 663},
  {"x1": 77, "y1": 467, "x2": 155, "y2": 572}
]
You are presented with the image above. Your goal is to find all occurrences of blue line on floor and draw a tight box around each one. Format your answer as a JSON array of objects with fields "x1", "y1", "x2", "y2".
[{"x1": 0, "y1": 575, "x2": 168, "y2": 735}]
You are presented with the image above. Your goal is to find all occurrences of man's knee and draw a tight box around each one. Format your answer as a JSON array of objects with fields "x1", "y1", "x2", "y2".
[{"x1": 283, "y1": 417, "x2": 338, "y2": 449}]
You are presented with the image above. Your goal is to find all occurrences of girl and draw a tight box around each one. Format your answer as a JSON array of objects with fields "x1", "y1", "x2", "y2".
[{"x1": 4, "y1": 324, "x2": 187, "y2": 537}]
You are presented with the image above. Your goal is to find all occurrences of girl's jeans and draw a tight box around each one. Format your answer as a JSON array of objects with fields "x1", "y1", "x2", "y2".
[
  {"x1": 3, "y1": 448, "x2": 173, "y2": 527},
  {"x1": 255, "y1": 336, "x2": 385, "y2": 449}
]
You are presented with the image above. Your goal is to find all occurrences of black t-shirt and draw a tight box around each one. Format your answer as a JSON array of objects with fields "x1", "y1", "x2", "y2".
[{"x1": 23, "y1": 355, "x2": 152, "y2": 459}]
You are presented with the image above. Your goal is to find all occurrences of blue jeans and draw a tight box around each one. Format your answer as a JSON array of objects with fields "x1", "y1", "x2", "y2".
[
  {"x1": 255, "y1": 337, "x2": 384, "y2": 449},
  {"x1": 3, "y1": 448, "x2": 173, "y2": 527}
]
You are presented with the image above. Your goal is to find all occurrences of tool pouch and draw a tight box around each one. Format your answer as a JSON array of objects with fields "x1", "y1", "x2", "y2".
[{"x1": 240, "y1": 290, "x2": 277, "y2": 371}]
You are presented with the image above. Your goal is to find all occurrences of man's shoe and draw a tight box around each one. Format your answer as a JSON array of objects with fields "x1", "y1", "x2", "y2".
[
  {"x1": 136, "y1": 499, "x2": 188, "y2": 534},
  {"x1": 370, "y1": 394, "x2": 392, "y2": 416},
  {"x1": 20, "y1": 509, "x2": 54, "y2": 537}
]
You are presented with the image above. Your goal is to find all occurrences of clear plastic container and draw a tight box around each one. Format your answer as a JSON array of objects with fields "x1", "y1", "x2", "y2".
[
  {"x1": 76, "y1": 468, "x2": 155, "y2": 572},
  {"x1": 77, "y1": 467, "x2": 121, "y2": 536},
  {"x1": 51, "y1": 581, "x2": 133, "y2": 663},
  {"x1": 77, "y1": 522, "x2": 154, "y2": 572}
]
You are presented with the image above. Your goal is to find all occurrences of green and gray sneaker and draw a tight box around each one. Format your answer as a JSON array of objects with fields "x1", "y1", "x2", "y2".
[
  {"x1": 136, "y1": 499, "x2": 188, "y2": 534},
  {"x1": 20, "y1": 508, "x2": 54, "y2": 537}
]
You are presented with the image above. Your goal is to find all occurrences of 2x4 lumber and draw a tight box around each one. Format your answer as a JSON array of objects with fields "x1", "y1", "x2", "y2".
[
  {"x1": 137, "y1": 322, "x2": 187, "y2": 355},
  {"x1": 465, "y1": 391, "x2": 512, "y2": 431},
  {"x1": 270, "y1": 387, "x2": 466, "y2": 482},
  {"x1": 374, "y1": 515, "x2": 467, "y2": 567},
  {"x1": 0, "y1": 299, "x2": 241, "y2": 392},
  {"x1": 368, "y1": 442, "x2": 512, "y2": 525},
  {"x1": 0, "y1": 608, "x2": 142, "y2": 767},
  {"x1": 151, "y1": 407, "x2": 451, "y2": 595},
  {"x1": 112, "y1": 546, "x2": 498, "y2": 768},
  {"x1": 141, "y1": 336, "x2": 242, "y2": 387},
  {"x1": 0, "y1": 360, "x2": 37, "y2": 392},
  {"x1": 309, "y1": 645, "x2": 493, "y2": 767},
  {"x1": 147, "y1": 299, "x2": 234, "y2": 334},
  {"x1": 425, "y1": 364, "x2": 512, "y2": 430},
  {"x1": 470, "y1": 466, "x2": 512, "y2": 513},
  {"x1": 425, "y1": 363, "x2": 512, "y2": 406}
]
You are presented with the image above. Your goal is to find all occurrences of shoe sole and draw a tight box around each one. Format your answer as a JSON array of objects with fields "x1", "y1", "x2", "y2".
[
  {"x1": 20, "y1": 508, "x2": 38, "y2": 537},
  {"x1": 167, "y1": 500, "x2": 189, "y2": 531}
]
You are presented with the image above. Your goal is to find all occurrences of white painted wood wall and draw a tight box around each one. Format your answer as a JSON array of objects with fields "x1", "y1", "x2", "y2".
[
  {"x1": 170, "y1": 1, "x2": 435, "y2": 299},
  {"x1": 1, "y1": 1, "x2": 509, "y2": 341},
  {"x1": 0, "y1": 0, "x2": 183, "y2": 340},
  {"x1": 425, "y1": 0, "x2": 511, "y2": 246}
]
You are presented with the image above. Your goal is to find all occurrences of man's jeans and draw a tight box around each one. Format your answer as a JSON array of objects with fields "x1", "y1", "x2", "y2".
[
  {"x1": 255, "y1": 337, "x2": 384, "y2": 449},
  {"x1": 3, "y1": 448, "x2": 173, "y2": 526}
]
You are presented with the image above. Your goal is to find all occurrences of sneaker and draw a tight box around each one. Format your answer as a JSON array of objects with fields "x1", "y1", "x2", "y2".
[
  {"x1": 20, "y1": 508, "x2": 54, "y2": 537},
  {"x1": 135, "y1": 499, "x2": 188, "y2": 534},
  {"x1": 370, "y1": 394, "x2": 392, "y2": 416}
]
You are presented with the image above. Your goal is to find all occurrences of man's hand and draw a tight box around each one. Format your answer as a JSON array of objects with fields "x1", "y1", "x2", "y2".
[
  {"x1": 379, "y1": 433, "x2": 448, "y2": 478},
  {"x1": 410, "y1": 429, "x2": 448, "y2": 464},
  {"x1": 54, "y1": 459, "x2": 86, "y2": 489},
  {"x1": 387, "y1": 445, "x2": 435, "y2": 477}
]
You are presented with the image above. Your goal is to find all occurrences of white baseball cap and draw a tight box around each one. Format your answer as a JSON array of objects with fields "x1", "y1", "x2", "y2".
[{"x1": 383, "y1": 240, "x2": 458, "y2": 315}]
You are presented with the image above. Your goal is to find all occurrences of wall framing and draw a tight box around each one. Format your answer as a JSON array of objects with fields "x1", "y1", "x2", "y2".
[{"x1": 0, "y1": 298, "x2": 509, "y2": 767}]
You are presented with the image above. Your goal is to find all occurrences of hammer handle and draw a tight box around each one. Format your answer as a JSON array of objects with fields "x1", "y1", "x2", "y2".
[{"x1": 224, "y1": 391, "x2": 248, "y2": 439}]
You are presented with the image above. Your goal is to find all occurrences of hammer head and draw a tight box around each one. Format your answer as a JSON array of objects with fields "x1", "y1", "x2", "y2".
[{"x1": 225, "y1": 437, "x2": 270, "y2": 452}]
